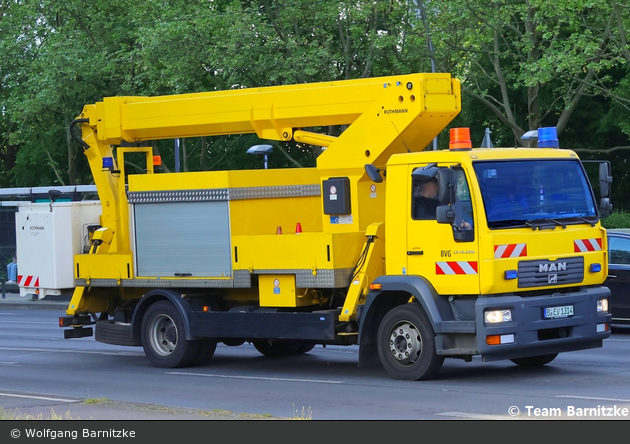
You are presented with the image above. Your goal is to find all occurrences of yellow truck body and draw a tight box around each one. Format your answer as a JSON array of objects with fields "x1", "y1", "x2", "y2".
[{"x1": 60, "y1": 73, "x2": 612, "y2": 380}]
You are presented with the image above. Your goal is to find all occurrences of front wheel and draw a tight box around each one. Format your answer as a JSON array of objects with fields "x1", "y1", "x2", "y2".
[
  {"x1": 510, "y1": 353, "x2": 558, "y2": 368},
  {"x1": 377, "y1": 304, "x2": 444, "y2": 381},
  {"x1": 141, "y1": 301, "x2": 207, "y2": 368}
]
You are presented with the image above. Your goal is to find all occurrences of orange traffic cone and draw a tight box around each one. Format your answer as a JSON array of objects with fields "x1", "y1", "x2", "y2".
[{"x1": 295, "y1": 223, "x2": 302, "y2": 234}]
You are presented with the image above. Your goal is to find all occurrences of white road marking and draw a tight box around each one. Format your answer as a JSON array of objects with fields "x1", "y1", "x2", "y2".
[
  {"x1": 436, "y1": 412, "x2": 512, "y2": 420},
  {"x1": 0, "y1": 346, "x2": 143, "y2": 357},
  {"x1": 167, "y1": 371, "x2": 344, "y2": 384},
  {"x1": 0, "y1": 392, "x2": 80, "y2": 403},
  {"x1": 0, "y1": 320, "x2": 58, "y2": 324},
  {"x1": 556, "y1": 395, "x2": 630, "y2": 402}
]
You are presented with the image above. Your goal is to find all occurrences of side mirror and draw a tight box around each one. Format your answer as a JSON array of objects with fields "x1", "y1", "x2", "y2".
[
  {"x1": 365, "y1": 164, "x2": 383, "y2": 183},
  {"x1": 436, "y1": 205, "x2": 454, "y2": 224},
  {"x1": 437, "y1": 168, "x2": 455, "y2": 205},
  {"x1": 599, "y1": 162, "x2": 612, "y2": 198},
  {"x1": 600, "y1": 198, "x2": 613, "y2": 218},
  {"x1": 437, "y1": 205, "x2": 474, "y2": 242}
]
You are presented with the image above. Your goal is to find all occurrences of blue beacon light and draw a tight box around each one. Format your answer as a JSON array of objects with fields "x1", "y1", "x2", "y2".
[{"x1": 538, "y1": 127, "x2": 559, "y2": 148}]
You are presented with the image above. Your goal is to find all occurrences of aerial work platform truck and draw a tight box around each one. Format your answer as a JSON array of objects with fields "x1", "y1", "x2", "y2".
[{"x1": 60, "y1": 73, "x2": 612, "y2": 380}]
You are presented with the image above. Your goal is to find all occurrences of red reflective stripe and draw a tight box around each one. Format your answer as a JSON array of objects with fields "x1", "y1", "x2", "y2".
[
  {"x1": 574, "y1": 241, "x2": 580, "y2": 253},
  {"x1": 436, "y1": 263, "x2": 445, "y2": 275},
  {"x1": 520, "y1": 245, "x2": 528, "y2": 256},
  {"x1": 469, "y1": 261, "x2": 478, "y2": 273},
  {"x1": 493, "y1": 245, "x2": 499, "y2": 253},
  {"x1": 34, "y1": 277, "x2": 39, "y2": 287},
  {"x1": 24, "y1": 276, "x2": 33, "y2": 287},
  {"x1": 449, "y1": 262, "x2": 465, "y2": 275},
  {"x1": 503, "y1": 244, "x2": 517, "y2": 258},
  {"x1": 596, "y1": 238, "x2": 603, "y2": 249}
]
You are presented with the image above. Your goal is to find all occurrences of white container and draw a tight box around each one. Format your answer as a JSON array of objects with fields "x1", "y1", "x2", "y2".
[{"x1": 15, "y1": 201, "x2": 102, "y2": 299}]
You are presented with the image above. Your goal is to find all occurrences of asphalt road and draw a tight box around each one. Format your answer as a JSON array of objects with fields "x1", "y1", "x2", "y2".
[{"x1": 1, "y1": 305, "x2": 630, "y2": 421}]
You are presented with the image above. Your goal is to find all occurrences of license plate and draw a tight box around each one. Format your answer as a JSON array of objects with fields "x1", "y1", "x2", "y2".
[{"x1": 543, "y1": 305, "x2": 574, "y2": 319}]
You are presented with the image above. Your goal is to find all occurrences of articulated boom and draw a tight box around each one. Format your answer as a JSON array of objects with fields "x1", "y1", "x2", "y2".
[{"x1": 72, "y1": 73, "x2": 460, "y2": 253}]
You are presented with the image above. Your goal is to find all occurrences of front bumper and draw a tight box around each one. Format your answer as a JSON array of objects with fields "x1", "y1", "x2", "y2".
[{"x1": 476, "y1": 286, "x2": 612, "y2": 361}]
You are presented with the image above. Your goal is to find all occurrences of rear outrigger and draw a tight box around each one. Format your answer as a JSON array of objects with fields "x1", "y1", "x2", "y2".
[{"x1": 60, "y1": 73, "x2": 612, "y2": 380}]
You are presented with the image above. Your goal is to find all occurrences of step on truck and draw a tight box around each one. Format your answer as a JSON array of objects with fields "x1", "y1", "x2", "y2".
[{"x1": 59, "y1": 73, "x2": 613, "y2": 380}]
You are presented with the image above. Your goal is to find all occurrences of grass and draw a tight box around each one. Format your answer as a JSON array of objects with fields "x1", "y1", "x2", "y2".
[
  {"x1": 0, "y1": 408, "x2": 77, "y2": 420},
  {"x1": 1, "y1": 398, "x2": 310, "y2": 421},
  {"x1": 291, "y1": 404, "x2": 313, "y2": 420}
]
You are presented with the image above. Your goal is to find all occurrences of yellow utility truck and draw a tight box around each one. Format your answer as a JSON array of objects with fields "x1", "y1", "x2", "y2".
[{"x1": 60, "y1": 73, "x2": 613, "y2": 380}]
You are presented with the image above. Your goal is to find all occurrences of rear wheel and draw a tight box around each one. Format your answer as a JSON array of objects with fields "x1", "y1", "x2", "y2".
[
  {"x1": 295, "y1": 342, "x2": 316, "y2": 354},
  {"x1": 253, "y1": 340, "x2": 302, "y2": 357},
  {"x1": 141, "y1": 301, "x2": 207, "y2": 368},
  {"x1": 377, "y1": 304, "x2": 444, "y2": 381},
  {"x1": 95, "y1": 320, "x2": 141, "y2": 347},
  {"x1": 510, "y1": 353, "x2": 558, "y2": 368},
  {"x1": 194, "y1": 339, "x2": 218, "y2": 366}
]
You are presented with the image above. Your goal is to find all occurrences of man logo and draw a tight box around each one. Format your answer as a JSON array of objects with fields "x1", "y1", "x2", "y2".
[
  {"x1": 548, "y1": 274, "x2": 558, "y2": 284},
  {"x1": 539, "y1": 262, "x2": 567, "y2": 273}
]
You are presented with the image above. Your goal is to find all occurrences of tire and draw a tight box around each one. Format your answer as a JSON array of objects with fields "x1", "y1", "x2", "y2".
[
  {"x1": 194, "y1": 339, "x2": 218, "y2": 366},
  {"x1": 295, "y1": 342, "x2": 316, "y2": 354},
  {"x1": 141, "y1": 301, "x2": 203, "y2": 368},
  {"x1": 253, "y1": 340, "x2": 302, "y2": 357},
  {"x1": 95, "y1": 320, "x2": 142, "y2": 347},
  {"x1": 510, "y1": 353, "x2": 558, "y2": 368},
  {"x1": 377, "y1": 304, "x2": 444, "y2": 381},
  {"x1": 222, "y1": 339, "x2": 246, "y2": 347}
]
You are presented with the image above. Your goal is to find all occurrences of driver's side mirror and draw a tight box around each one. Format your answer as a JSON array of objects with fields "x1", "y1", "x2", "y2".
[
  {"x1": 437, "y1": 168, "x2": 455, "y2": 205},
  {"x1": 436, "y1": 205, "x2": 474, "y2": 242},
  {"x1": 436, "y1": 205, "x2": 454, "y2": 224}
]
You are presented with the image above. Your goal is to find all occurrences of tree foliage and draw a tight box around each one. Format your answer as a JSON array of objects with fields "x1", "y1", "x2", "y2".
[{"x1": 1, "y1": 0, "x2": 629, "y2": 207}]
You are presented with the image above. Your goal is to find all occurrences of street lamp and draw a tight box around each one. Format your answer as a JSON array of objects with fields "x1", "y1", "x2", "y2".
[
  {"x1": 520, "y1": 130, "x2": 539, "y2": 148},
  {"x1": 247, "y1": 144, "x2": 273, "y2": 169}
]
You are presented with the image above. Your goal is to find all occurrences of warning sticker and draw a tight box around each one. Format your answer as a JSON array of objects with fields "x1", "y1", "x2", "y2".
[{"x1": 330, "y1": 215, "x2": 353, "y2": 224}]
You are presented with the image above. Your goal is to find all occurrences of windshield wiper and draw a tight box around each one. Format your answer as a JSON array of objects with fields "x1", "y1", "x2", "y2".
[
  {"x1": 577, "y1": 217, "x2": 597, "y2": 227},
  {"x1": 526, "y1": 218, "x2": 567, "y2": 230}
]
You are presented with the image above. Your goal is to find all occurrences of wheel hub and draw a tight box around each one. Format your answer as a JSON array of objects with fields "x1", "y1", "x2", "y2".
[
  {"x1": 149, "y1": 314, "x2": 177, "y2": 357},
  {"x1": 388, "y1": 321, "x2": 422, "y2": 365},
  {"x1": 165, "y1": 326, "x2": 177, "y2": 344}
]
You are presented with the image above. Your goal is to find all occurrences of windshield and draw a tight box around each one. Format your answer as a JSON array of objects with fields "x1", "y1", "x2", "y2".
[{"x1": 473, "y1": 159, "x2": 598, "y2": 228}]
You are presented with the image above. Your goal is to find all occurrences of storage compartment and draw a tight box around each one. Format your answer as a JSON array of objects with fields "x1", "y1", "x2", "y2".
[{"x1": 133, "y1": 201, "x2": 232, "y2": 278}]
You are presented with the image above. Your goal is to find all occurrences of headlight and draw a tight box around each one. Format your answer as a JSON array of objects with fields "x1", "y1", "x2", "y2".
[
  {"x1": 485, "y1": 309, "x2": 512, "y2": 324},
  {"x1": 597, "y1": 299, "x2": 608, "y2": 313}
]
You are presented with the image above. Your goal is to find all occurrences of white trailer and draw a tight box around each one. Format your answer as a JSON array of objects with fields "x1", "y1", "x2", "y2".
[{"x1": 15, "y1": 201, "x2": 101, "y2": 299}]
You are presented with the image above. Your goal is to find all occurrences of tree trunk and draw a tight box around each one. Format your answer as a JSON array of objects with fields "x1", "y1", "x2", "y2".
[{"x1": 66, "y1": 117, "x2": 78, "y2": 184}]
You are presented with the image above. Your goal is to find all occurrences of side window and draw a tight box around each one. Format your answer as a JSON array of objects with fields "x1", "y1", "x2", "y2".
[
  {"x1": 453, "y1": 168, "x2": 474, "y2": 229},
  {"x1": 609, "y1": 236, "x2": 630, "y2": 265},
  {"x1": 411, "y1": 177, "x2": 439, "y2": 221}
]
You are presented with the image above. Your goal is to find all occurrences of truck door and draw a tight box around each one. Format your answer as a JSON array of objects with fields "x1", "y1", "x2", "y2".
[{"x1": 406, "y1": 165, "x2": 481, "y2": 295}]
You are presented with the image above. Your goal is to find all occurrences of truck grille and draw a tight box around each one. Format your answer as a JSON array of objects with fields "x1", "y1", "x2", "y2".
[{"x1": 517, "y1": 256, "x2": 584, "y2": 288}]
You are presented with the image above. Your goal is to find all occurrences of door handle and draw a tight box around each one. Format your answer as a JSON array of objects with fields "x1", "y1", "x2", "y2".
[{"x1": 407, "y1": 251, "x2": 424, "y2": 256}]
